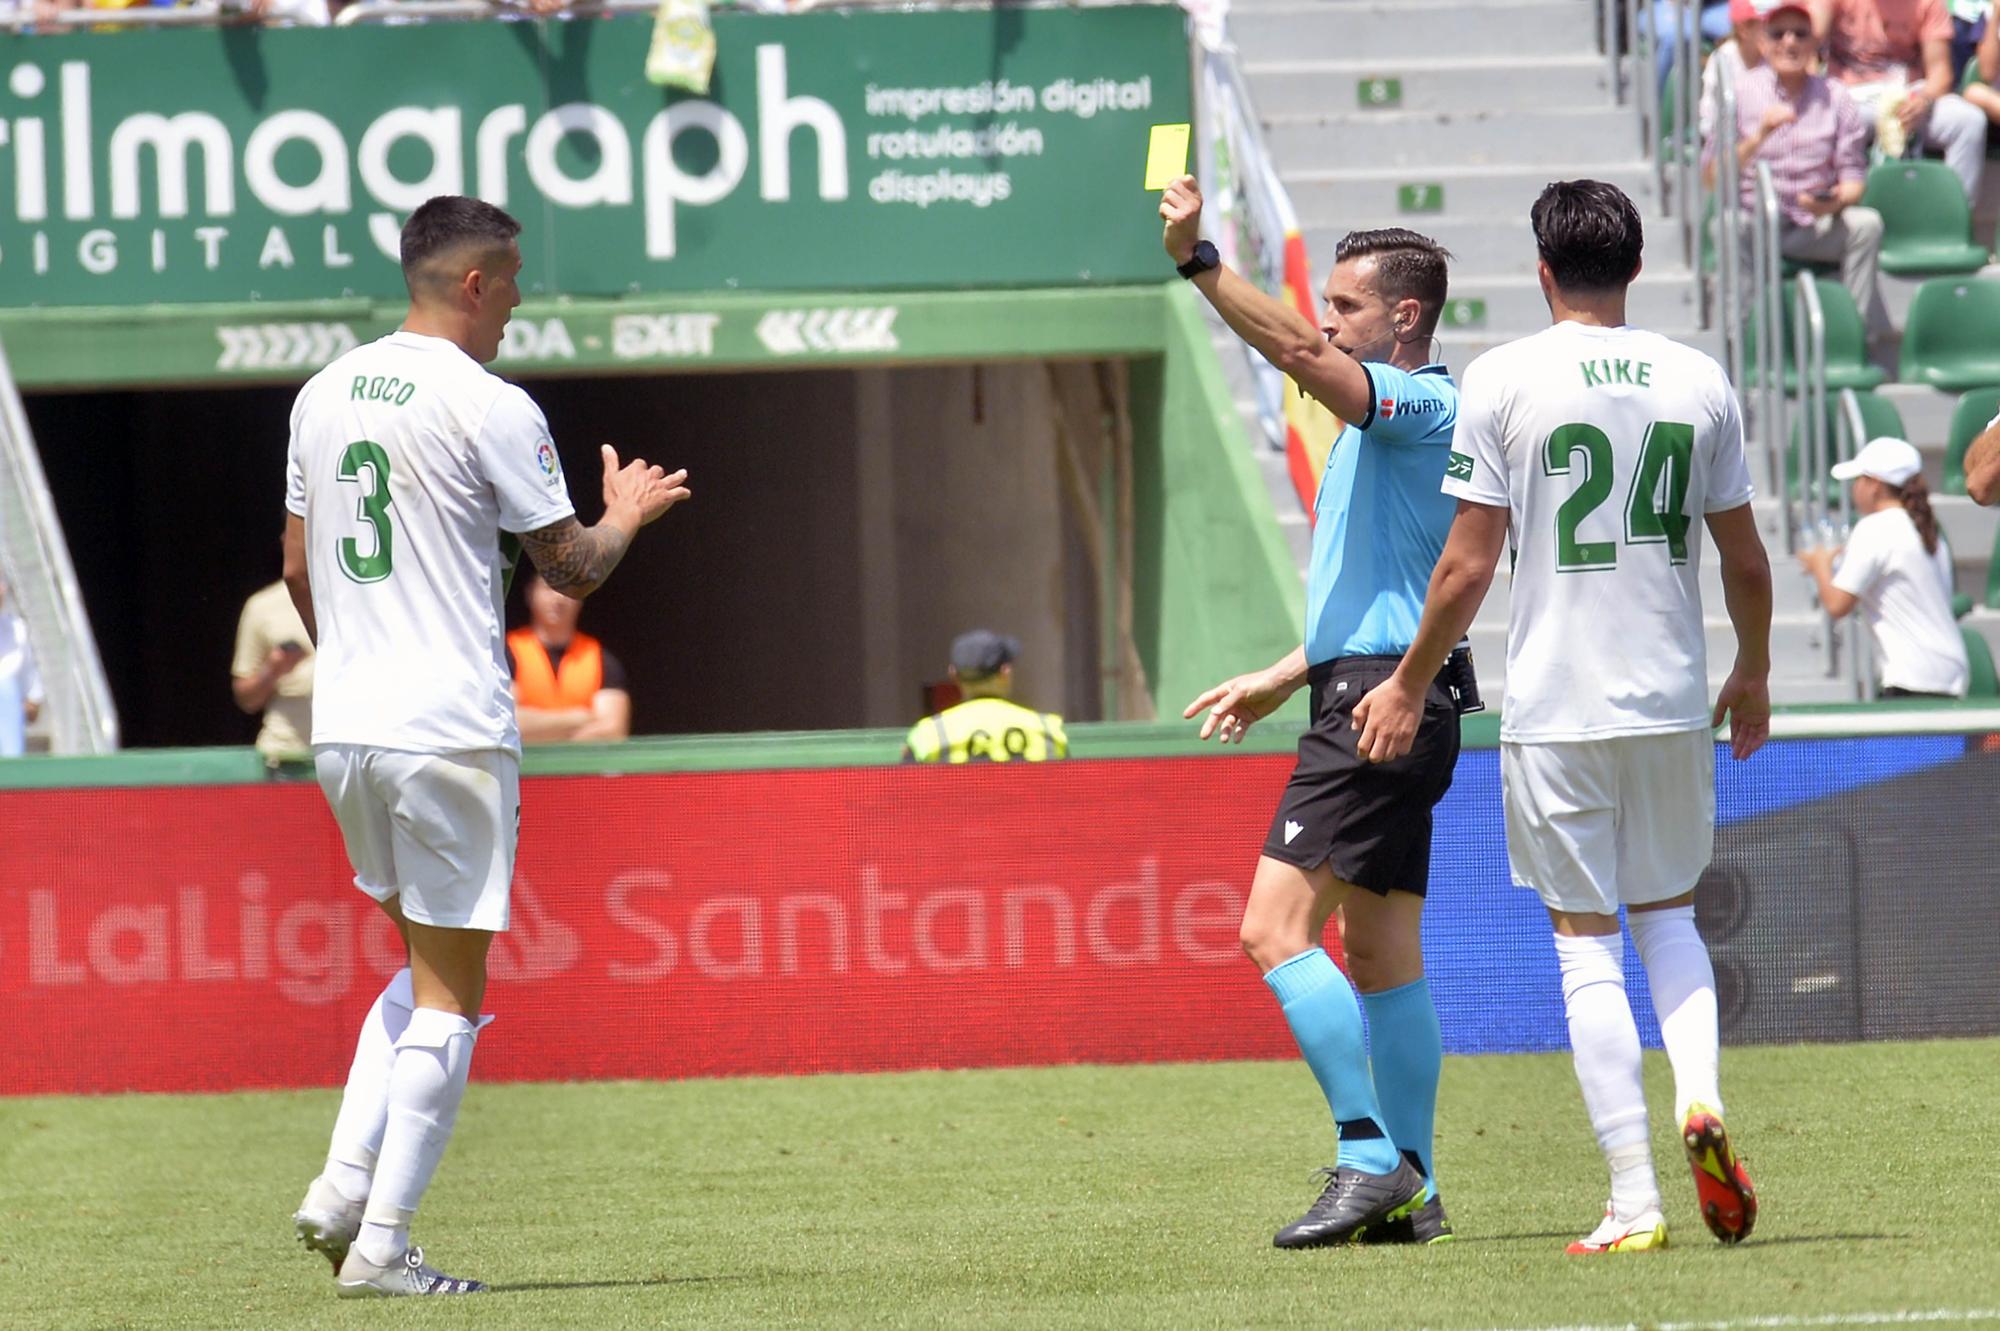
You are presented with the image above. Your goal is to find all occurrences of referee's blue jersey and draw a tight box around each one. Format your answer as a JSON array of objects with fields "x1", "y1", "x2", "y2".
[{"x1": 1304, "y1": 362, "x2": 1460, "y2": 665}]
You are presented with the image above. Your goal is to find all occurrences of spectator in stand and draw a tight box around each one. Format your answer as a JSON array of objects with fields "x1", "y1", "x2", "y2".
[
  {"x1": 1958, "y1": 1, "x2": 2000, "y2": 124},
  {"x1": 1701, "y1": 0, "x2": 1774, "y2": 142},
  {"x1": 902, "y1": 630, "x2": 1069, "y2": 763},
  {"x1": 233, "y1": 0, "x2": 331, "y2": 25},
  {"x1": 1799, "y1": 437, "x2": 1970, "y2": 698},
  {"x1": 1814, "y1": 0, "x2": 1988, "y2": 201},
  {"x1": 1653, "y1": 1, "x2": 1736, "y2": 90},
  {"x1": 1960, "y1": 408, "x2": 2000, "y2": 503},
  {"x1": 0, "y1": 573, "x2": 45, "y2": 757},
  {"x1": 508, "y1": 571, "x2": 632, "y2": 743},
  {"x1": 232, "y1": 577, "x2": 316, "y2": 767},
  {"x1": 1, "y1": 0, "x2": 70, "y2": 31},
  {"x1": 1706, "y1": 1, "x2": 1890, "y2": 341}
]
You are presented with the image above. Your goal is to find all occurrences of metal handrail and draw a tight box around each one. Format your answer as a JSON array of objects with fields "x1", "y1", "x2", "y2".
[
  {"x1": 28, "y1": 4, "x2": 229, "y2": 27},
  {"x1": 1792, "y1": 271, "x2": 1843, "y2": 681},
  {"x1": 1673, "y1": 0, "x2": 1698, "y2": 269},
  {"x1": 1752, "y1": 162, "x2": 1791, "y2": 554},
  {"x1": 335, "y1": 0, "x2": 653, "y2": 24},
  {"x1": 1713, "y1": 41, "x2": 1744, "y2": 387},
  {"x1": 0, "y1": 339, "x2": 119, "y2": 754},
  {"x1": 1835, "y1": 387, "x2": 1873, "y2": 699}
]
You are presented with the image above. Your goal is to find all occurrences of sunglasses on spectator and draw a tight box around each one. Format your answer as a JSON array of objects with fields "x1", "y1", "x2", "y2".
[{"x1": 1767, "y1": 26, "x2": 1814, "y2": 41}]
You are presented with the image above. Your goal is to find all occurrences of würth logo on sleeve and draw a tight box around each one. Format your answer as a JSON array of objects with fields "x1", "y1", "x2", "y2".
[{"x1": 1378, "y1": 398, "x2": 1396, "y2": 419}]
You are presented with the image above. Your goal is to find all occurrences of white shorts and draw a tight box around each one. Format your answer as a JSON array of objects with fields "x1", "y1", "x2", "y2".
[
  {"x1": 1501, "y1": 730, "x2": 1716, "y2": 917},
  {"x1": 314, "y1": 745, "x2": 520, "y2": 932}
]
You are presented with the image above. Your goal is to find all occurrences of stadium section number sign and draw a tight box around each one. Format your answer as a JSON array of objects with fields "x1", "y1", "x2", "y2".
[
  {"x1": 0, "y1": 6, "x2": 1190, "y2": 307},
  {"x1": 1396, "y1": 182, "x2": 1444, "y2": 213},
  {"x1": 1356, "y1": 78, "x2": 1403, "y2": 108}
]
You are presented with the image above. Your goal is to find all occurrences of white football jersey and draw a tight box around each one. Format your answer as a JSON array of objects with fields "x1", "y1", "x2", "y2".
[
  {"x1": 1443, "y1": 322, "x2": 1755, "y2": 742},
  {"x1": 285, "y1": 331, "x2": 576, "y2": 754}
]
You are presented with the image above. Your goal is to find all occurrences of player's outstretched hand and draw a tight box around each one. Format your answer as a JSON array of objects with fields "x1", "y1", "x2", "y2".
[
  {"x1": 1352, "y1": 674, "x2": 1423, "y2": 764},
  {"x1": 601, "y1": 444, "x2": 691, "y2": 527},
  {"x1": 1711, "y1": 666, "x2": 1771, "y2": 761},
  {"x1": 1160, "y1": 175, "x2": 1203, "y2": 265},
  {"x1": 1184, "y1": 667, "x2": 1287, "y2": 744}
]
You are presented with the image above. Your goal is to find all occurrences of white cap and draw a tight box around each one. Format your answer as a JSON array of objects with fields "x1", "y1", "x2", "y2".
[{"x1": 1830, "y1": 436, "x2": 1922, "y2": 487}]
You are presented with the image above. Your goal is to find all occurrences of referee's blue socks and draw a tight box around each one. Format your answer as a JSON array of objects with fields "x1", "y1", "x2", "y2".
[
  {"x1": 1264, "y1": 948, "x2": 1401, "y2": 1176},
  {"x1": 1362, "y1": 977, "x2": 1443, "y2": 1199}
]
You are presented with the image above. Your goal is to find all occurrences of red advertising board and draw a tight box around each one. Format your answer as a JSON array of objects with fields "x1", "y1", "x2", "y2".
[{"x1": 0, "y1": 758, "x2": 1308, "y2": 1095}]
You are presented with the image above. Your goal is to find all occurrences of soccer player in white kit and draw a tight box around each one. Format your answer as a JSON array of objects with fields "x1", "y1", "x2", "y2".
[
  {"x1": 1351, "y1": 181, "x2": 1773, "y2": 1254},
  {"x1": 281, "y1": 196, "x2": 690, "y2": 1296}
]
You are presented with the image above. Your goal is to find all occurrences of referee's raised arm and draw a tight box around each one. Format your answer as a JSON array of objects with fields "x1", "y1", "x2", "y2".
[{"x1": 1160, "y1": 175, "x2": 1373, "y2": 423}]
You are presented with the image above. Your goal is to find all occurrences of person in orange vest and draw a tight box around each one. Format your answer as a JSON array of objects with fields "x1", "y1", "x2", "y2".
[{"x1": 507, "y1": 571, "x2": 632, "y2": 743}]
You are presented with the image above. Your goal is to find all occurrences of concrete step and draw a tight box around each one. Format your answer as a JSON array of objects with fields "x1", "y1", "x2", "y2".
[
  {"x1": 1931, "y1": 496, "x2": 1997, "y2": 569},
  {"x1": 1230, "y1": 1, "x2": 1602, "y2": 65},
  {"x1": 1303, "y1": 215, "x2": 1692, "y2": 281},
  {"x1": 1284, "y1": 162, "x2": 1663, "y2": 231},
  {"x1": 1875, "y1": 383, "x2": 1958, "y2": 448},
  {"x1": 1265, "y1": 105, "x2": 1642, "y2": 172},
  {"x1": 1243, "y1": 54, "x2": 1613, "y2": 117},
  {"x1": 1408, "y1": 271, "x2": 1700, "y2": 335}
]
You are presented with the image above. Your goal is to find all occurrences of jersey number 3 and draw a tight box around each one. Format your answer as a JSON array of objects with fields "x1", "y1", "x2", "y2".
[
  {"x1": 337, "y1": 440, "x2": 395, "y2": 583},
  {"x1": 1542, "y1": 421, "x2": 1693, "y2": 572}
]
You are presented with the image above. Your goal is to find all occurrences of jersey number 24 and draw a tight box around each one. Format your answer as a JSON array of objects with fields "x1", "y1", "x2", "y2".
[{"x1": 1542, "y1": 420, "x2": 1693, "y2": 572}]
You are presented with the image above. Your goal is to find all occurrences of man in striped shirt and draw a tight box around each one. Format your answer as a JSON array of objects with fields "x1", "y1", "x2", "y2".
[{"x1": 1705, "y1": 0, "x2": 1888, "y2": 339}]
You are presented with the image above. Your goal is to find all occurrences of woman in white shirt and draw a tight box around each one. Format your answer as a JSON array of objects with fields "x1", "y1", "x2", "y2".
[{"x1": 1799, "y1": 437, "x2": 1970, "y2": 699}]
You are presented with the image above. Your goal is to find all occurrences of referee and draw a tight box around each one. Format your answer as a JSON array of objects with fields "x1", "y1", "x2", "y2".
[{"x1": 1163, "y1": 176, "x2": 1470, "y2": 1248}]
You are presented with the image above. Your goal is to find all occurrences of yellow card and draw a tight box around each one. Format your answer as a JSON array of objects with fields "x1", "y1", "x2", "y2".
[{"x1": 1143, "y1": 123, "x2": 1191, "y2": 191}]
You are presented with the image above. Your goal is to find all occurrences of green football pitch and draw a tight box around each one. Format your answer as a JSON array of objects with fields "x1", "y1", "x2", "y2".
[{"x1": 2, "y1": 1039, "x2": 1993, "y2": 1331}]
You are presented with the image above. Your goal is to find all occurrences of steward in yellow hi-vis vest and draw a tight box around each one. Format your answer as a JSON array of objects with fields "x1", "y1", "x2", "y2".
[{"x1": 902, "y1": 629, "x2": 1070, "y2": 763}]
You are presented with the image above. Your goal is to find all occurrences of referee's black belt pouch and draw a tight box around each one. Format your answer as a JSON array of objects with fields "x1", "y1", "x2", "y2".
[{"x1": 1306, "y1": 644, "x2": 1482, "y2": 716}]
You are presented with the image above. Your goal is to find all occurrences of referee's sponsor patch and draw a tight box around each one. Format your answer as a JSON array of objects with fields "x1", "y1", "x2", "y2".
[{"x1": 1446, "y1": 450, "x2": 1474, "y2": 481}]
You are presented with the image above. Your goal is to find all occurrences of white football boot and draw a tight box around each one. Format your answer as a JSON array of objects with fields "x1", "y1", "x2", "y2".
[
  {"x1": 291, "y1": 1177, "x2": 365, "y2": 1272},
  {"x1": 336, "y1": 1244, "x2": 486, "y2": 1297}
]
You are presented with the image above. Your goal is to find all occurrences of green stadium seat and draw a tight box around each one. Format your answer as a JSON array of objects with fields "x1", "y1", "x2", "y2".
[
  {"x1": 1941, "y1": 386, "x2": 2000, "y2": 495},
  {"x1": 1860, "y1": 160, "x2": 1990, "y2": 275},
  {"x1": 1899, "y1": 278, "x2": 2000, "y2": 389},
  {"x1": 1983, "y1": 520, "x2": 2000, "y2": 609},
  {"x1": 1955, "y1": 592, "x2": 1974, "y2": 620},
  {"x1": 1744, "y1": 277, "x2": 1889, "y2": 392},
  {"x1": 1962, "y1": 626, "x2": 1998, "y2": 696}
]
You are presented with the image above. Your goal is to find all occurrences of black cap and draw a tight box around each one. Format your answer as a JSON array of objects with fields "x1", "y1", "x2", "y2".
[{"x1": 950, "y1": 629, "x2": 1019, "y2": 679}]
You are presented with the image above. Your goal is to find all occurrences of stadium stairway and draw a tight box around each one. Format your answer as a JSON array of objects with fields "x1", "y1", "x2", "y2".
[{"x1": 1208, "y1": 0, "x2": 1857, "y2": 704}]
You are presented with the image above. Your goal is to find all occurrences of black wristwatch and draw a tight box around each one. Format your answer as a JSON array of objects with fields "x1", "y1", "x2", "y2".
[{"x1": 1176, "y1": 239, "x2": 1220, "y2": 280}]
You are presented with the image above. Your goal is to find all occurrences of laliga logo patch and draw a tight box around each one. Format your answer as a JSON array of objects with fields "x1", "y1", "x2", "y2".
[{"x1": 535, "y1": 440, "x2": 562, "y2": 486}]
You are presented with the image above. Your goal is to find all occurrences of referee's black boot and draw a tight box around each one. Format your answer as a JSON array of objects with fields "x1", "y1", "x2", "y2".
[
  {"x1": 1355, "y1": 1192, "x2": 1455, "y2": 1245},
  {"x1": 1272, "y1": 1157, "x2": 1427, "y2": 1249}
]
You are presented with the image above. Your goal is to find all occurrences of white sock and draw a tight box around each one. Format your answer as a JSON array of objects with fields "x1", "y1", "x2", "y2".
[
  {"x1": 355, "y1": 1007, "x2": 477, "y2": 1266},
  {"x1": 323, "y1": 968, "x2": 414, "y2": 1204},
  {"x1": 1628, "y1": 905, "x2": 1722, "y2": 1122},
  {"x1": 1553, "y1": 931, "x2": 1659, "y2": 1221}
]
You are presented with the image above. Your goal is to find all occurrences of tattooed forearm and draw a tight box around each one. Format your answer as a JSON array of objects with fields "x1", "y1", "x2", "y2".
[{"x1": 519, "y1": 517, "x2": 634, "y2": 599}]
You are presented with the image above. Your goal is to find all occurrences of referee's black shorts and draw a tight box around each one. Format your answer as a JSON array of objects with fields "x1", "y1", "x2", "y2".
[{"x1": 1260, "y1": 654, "x2": 1461, "y2": 897}]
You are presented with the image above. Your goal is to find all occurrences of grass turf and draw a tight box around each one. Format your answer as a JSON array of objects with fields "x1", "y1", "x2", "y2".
[{"x1": 0, "y1": 1039, "x2": 1992, "y2": 1330}]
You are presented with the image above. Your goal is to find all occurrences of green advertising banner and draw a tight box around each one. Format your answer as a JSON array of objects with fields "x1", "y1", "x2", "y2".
[
  {"x1": 0, "y1": 6, "x2": 1191, "y2": 308},
  {"x1": 0, "y1": 285, "x2": 1169, "y2": 388}
]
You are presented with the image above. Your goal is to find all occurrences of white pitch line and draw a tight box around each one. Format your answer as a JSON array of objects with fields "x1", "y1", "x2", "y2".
[{"x1": 1452, "y1": 1311, "x2": 2000, "y2": 1331}]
